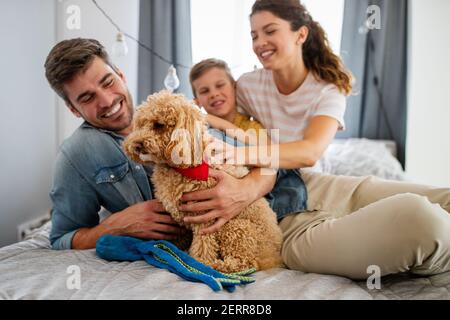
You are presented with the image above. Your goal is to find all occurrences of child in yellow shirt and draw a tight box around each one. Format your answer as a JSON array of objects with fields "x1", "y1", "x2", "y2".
[{"x1": 189, "y1": 58, "x2": 265, "y2": 142}]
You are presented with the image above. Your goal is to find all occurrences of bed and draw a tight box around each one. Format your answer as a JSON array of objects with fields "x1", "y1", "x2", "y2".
[{"x1": 1, "y1": 139, "x2": 449, "y2": 300}]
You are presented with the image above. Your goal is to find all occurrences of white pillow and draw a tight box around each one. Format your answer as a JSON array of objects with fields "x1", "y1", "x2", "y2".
[{"x1": 317, "y1": 138, "x2": 405, "y2": 181}]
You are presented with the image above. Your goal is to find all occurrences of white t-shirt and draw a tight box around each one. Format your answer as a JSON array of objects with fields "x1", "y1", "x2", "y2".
[{"x1": 236, "y1": 68, "x2": 346, "y2": 144}]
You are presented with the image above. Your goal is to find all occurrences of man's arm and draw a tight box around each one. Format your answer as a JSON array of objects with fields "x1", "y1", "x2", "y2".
[
  {"x1": 50, "y1": 151, "x2": 102, "y2": 250},
  {"x1": 50, "y1": 152, "x2": 183, "y2": 250},
  {"x1": 71, "y1": 201, "x2": 182, "y2": 249}
]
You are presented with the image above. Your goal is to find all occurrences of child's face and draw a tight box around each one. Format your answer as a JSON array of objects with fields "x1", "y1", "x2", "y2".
[{"x1": 192, "y1": 67, "x2": 236, "y2": 120}]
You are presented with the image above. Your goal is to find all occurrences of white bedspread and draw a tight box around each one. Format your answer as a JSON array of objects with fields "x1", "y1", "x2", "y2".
[
  {"x1": 1, "y1": 222, "x2": 450, "y2": 300},
  {"x1": 318, "y1": 138, "x2": 406, "y2": 180}
]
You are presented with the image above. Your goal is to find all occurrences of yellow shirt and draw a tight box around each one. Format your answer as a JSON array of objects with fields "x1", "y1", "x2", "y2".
[{"x1": 232, "y1": 112, "x2": 264, "y2": 138}]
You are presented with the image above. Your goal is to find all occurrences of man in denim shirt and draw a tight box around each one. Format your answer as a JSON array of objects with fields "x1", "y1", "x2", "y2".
[{"x1": 45, "y1": 38, "x2": 279, "y2": 250}]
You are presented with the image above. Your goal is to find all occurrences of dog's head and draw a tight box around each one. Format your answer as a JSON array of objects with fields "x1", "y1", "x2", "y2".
[{"x1": 123, "y1": 90, "x2": 208, "y2": 168}]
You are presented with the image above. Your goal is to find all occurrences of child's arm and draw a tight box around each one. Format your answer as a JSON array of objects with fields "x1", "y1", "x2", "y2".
[
  {"x1": 206, "y1": 114, "x2": 264, "y2": 146},
  {"x1": 206, "y1": 114, "x2": 239, "y2": 131}
]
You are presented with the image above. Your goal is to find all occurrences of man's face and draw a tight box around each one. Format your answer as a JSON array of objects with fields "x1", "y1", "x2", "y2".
[{"x1": 64, "y1": 56, "x2": 134, "y2": 136}]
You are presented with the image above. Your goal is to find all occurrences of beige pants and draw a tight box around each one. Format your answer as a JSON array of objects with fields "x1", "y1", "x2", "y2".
[{"x1": 279, "y1": 172, "x2": 450, "y2": 280}]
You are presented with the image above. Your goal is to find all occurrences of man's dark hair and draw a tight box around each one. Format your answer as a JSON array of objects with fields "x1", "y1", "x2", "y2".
[{"x1": 44, "y1": 38, "x2": 118, "y2": 106}]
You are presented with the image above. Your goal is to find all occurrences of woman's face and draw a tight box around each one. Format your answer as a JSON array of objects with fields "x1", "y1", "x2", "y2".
[
  {"x1": 192, "y1": 67, "x2": 236, "y2": 120},
  {"x1": 250, "y1": 10, "x2": 305, "y2": 71}
]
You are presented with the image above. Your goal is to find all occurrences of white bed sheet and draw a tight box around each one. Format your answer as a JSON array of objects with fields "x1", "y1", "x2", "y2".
[{"x1": 1, "y1": 222, "x2": 450, "y2": 300}]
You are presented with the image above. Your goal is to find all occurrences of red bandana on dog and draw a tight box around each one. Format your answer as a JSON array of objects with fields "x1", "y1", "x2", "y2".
[{"x1": 173, "y1": 161, "x2": 209, "y2": 181}]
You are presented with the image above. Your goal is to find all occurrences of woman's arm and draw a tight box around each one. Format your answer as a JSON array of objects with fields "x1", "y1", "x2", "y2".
[
  {"x1": 210, "y1": 116, "x2": 339, "y2": 169},
  {"x1": 273, "y1": 116, "x2": 339, "y2": 169}
]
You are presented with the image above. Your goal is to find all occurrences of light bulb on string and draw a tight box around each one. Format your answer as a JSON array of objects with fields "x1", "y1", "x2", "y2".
[
  {"x1": 164, "y1": 65, "x2": 180, "y2": 93},
  {"x1": 112, "y1": 32, "x2": 129, "y2": 57},
  {"x1": 91, "y1": 0, "x2": 191, "y2": 89}
]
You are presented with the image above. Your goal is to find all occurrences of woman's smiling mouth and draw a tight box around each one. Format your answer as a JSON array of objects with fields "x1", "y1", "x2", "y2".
[{"x1": 260, "y1": 50, "x2": 276, "y2": 60}]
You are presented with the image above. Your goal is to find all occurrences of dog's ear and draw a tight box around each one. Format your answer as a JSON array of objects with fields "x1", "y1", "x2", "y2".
[
  {"x1": 163, "y1": 105, "x2": 206, "y2": 168},
  {"x1": 186, "y1": 110, "x2": 205, "y2": 166},
  {"x1": 122, "y1": 131, "x2": 147, "y2": 164},
  {"x1": 164, "y1": 130, "x2": 191, "y2": 168},
  {"x1": 163, "y1": 109, "x2": 191, "y2": 168}
]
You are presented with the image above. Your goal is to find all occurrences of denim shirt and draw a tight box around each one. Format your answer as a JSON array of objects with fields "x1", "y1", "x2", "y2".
[
  {"x1": 265, "y1": 169, "x2": 308, "y2": 220},
  {"x1": 50, "y1": 123, "x2": 307, "y2": 250},
  {"x1": 49, "y1": 122, "x2": 153, "y2": 250}
]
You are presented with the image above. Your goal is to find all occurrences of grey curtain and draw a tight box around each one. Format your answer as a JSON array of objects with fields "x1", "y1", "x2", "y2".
[
  {"x1": 339, "y1": 0, "x2": 408, "y2": 167},
  {"x1": 138, "y1": 0, "x2": 193, "y2": 102}
]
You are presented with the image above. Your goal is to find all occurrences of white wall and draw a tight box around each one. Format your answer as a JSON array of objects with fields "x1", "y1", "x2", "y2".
[
  {"x1": 0, "y1": 0, "x2": 140, "y2": 247},
  {"x1": 302, "y1": 0, "x2": 344, "y2": 54},
  {"x1": 56, "y1": 0, "x2": 140, "y2": 143},
  {"x1": 191, "y1": 0, "x2": 260, "y2": 78},
  {"x1": 406, "y1": 0, "x2": 450, "y2": 187},
  {"x1": 0, "y1": 0, "x2": 57, "y2": 247}
]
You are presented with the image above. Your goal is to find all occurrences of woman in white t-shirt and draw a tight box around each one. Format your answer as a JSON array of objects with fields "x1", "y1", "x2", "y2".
[{"x1": 207, "y1": 0, "x2": 450, "y2": 280}]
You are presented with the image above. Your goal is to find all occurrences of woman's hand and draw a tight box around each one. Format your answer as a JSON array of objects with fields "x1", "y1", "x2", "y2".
[
  {"x1": 205, "y1": 137, "x2": 273, "y2": 168},
  {"x1": 179, "y1": 169, "x2": 256, "y2": 235},
  {"x1": 204, "y1": 137, "x2": 240, "y2": 165}
]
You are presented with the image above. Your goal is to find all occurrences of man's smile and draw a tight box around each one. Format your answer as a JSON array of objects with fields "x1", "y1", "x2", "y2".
[{"x1": 101, "y1": 99, "x2": 124, "y2": 119}]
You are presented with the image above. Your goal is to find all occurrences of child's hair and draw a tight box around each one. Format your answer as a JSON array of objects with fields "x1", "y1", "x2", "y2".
[
  {"x1": 189, "y1": 58, "x2": 235, "y2": 98},
  {"x1": 251, "y1": 0, "x2": 353, "y2": 95}
]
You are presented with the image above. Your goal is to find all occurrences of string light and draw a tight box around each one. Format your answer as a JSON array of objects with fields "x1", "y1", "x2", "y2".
[
  {"x1": 112, "y1": 32, "x2": 129, "y2": 57},
  {"x1": 91, "y1": 0, "x2": 251, "y2": 91},
  {"x1": 91, "y1": 0, "x2": 186, "y2": 92},
  {"x1": 164, "y1": 65, "x2": 181, "y2": 92},
  {"x1": 91, "y1": 1, "x2": 188, "y2": 66}
]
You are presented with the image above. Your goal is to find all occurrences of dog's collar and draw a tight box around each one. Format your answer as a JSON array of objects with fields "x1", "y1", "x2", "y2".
[{"x1": 173, "y1": 161, "x2": 209, "y2": 181}]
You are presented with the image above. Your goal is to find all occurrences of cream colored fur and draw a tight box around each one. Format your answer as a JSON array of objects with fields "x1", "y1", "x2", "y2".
[{"x1": 123, "y1": 90, "x2": 283, "y2": 273}]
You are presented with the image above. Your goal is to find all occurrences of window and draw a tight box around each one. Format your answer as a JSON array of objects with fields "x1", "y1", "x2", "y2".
[{"x1": 191, "y1": 0, "x2": 344, "y2": 79}]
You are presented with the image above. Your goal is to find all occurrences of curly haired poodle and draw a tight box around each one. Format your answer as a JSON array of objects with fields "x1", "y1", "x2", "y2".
[{"x1": 123, "y1": 90, "x2": 283, "y2": 273}]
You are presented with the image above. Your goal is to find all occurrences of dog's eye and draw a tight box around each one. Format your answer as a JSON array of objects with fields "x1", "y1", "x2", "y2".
[{"x1": 153, "y1": 122, "x2": 165, "y2": 130}]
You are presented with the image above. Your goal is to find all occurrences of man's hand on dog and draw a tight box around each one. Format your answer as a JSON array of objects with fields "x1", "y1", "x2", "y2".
[
  {"x1": 180, "y1": 169, "x2": 254, "y2": 235},
  {"x1": 103, "y1": 200, "x2": 186, "y2": 240}
]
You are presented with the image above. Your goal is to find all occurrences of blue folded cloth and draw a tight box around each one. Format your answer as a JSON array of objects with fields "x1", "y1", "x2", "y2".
[{"x1": 96, "y1": 235, "x2": 256, "y2": 292}]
